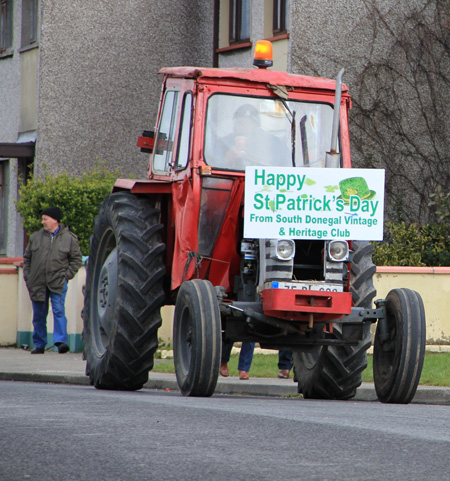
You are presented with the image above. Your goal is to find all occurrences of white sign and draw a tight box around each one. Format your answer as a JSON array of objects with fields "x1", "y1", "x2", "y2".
[{"x1": 244, "y1": 167, "x2": 385, "y2": 240}]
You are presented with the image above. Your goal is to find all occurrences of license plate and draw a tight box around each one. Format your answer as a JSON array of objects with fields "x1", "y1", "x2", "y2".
[{"x1": 266, "y1": 281, "x2": 344, "y2": 293}]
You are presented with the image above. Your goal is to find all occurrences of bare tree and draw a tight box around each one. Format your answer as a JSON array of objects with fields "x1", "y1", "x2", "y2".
[
  {"x1": 290, "y1": 0, "x2": 449, "y2": 223},
  {"x1": 351, "y1": 0, "x2": 450, "y2": 223}
]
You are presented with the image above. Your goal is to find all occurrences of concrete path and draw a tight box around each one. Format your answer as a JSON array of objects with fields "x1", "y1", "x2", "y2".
[{"x1": 0, "y1": 348, "x2": 449, "y2": 405}]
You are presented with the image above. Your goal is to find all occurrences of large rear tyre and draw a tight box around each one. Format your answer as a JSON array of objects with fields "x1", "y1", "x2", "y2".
[
  {"x1": 82, "y1": 192, "x2": 165, "y2": 390},
  {"x1": 373, "y1": 288, "x2": 426, "y2": 404},
  {"x1": 173, "y1": 279, "x2": 221, "y2": 397},
  {"x1": 294, "y1": 241, "x2": 375, "y2": 399}
]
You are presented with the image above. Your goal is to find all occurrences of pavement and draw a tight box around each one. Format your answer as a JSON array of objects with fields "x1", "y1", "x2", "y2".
[{"x1": 1, "y1": 347, "x2": 449, "y2": 405}]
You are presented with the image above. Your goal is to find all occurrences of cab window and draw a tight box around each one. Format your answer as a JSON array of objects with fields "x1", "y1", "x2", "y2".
[
  {"x1": 175, "y1": 92, "x2": 193, "y2": 170},
  {"x1": 153, "y1": 90, "x2": 179, "y2": 173}
]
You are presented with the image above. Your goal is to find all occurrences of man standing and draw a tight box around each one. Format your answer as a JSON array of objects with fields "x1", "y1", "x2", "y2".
[{"x1": 23, "y1": 207, "x2": 82, "y2": 354}]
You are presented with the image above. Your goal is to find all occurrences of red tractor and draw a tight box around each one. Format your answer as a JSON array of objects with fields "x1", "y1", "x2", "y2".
[{"x1": 82, "y1": 41, "x2": 425, "y2": 403}]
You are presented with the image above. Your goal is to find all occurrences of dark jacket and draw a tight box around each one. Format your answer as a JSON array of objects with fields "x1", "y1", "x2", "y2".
[{"x1": 23, "y1": 225, "x2": 82, "y2": 302}]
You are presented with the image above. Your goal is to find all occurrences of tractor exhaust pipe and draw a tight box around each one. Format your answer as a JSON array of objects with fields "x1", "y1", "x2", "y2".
[{"x1": 325, "y1": 68, "x2": 345, "y2": 168}]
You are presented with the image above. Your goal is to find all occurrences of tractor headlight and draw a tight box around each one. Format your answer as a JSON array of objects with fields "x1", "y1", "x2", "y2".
[
  {"x1": 271, "y1": 239, "x2": 295, "y2": 261},
  {"x1": 327, "y1": 240, "x2": 349, "y2": 262}
]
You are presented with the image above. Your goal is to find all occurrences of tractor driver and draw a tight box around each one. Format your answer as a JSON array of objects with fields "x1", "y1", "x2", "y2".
[{"x1": 218, "y1": 104, "x2": 290, "y2": 170}]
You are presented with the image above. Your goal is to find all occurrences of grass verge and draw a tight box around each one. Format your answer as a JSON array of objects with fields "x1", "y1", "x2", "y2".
[
  {"x1": 153, "y1": 352, "x2": 450, "y2": 386},
  {"x1": 364, "y1": 352, "x2": 450, "y2": 386}
]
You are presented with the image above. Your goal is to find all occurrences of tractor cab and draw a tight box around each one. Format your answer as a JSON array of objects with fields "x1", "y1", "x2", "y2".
[{"x1": 139, "y1": 41, "x2": 351, "y2": 181}]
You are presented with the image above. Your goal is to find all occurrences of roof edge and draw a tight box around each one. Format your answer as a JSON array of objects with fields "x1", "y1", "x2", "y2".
[{"x1": 158, "y1": 67, "x2": 348, "y2": 92}]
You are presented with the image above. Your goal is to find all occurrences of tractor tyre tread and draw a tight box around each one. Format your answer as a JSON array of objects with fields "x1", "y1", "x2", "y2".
[
  {"x1": 83, "y1": 192, "x2": 165, "y2": 390},
  {"x1": 295, "y1": 240, "x2": 376, "y2": 400}
]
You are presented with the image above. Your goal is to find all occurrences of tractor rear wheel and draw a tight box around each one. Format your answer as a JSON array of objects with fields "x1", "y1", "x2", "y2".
[
  {"x1": 82, "y1": 192, "x2": 165, "y2": 390},
  {"x1": 294, "y1": 241, "x2": 375, "y2": 400},
  {"x1": 173, "y1": 279, "x2": 221, "y2": 397},
  {"x1": 373, "y1": 288, "x2": 426, "y2": 404}
]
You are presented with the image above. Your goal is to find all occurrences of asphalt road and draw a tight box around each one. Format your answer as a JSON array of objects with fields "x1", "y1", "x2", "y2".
[{"x1": 1, "y1": 381, "x2": 449, "y2": 481}]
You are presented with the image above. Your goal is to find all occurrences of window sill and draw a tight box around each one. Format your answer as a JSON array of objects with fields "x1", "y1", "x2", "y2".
[
  {"x1": 216, "y1": 41, "x2": 252, "y2": 54},
  {"x1": 265, "y1": 33, "x2": 290, "y2": 42},
  {"x1": 0, "y1": 50, "x2": 14, "y2": 60},
  {"x1": 19, "y1": 43, "x2": 39, "y2": 54}
]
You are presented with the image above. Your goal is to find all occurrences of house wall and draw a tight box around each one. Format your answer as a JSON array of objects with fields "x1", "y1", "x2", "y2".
[
  {"x1": 289, "y1": 0, "x2": 428, "y2": 84},
  {"x1": 288, "y1": 0, "x2": 446, "y2": 223},
  {"x1": 19, "y1": 48, "x2": 38, "y2": 133},
  {"x1": 217, "y1": 0, "x2": 289, "y2": 71},
  {"x1": 0, "y1": 3, "x2": 21, "y2": 142},
  {"x1": 0, "y1": 1, "x2": 215, "y2": 258},
  {"x1": 214, "y1": 0, "x2": 446, "y2": 223},
  {"x1": 0, "y1": 3, "x2": 25, "y2": 258},
  {"x1": 36, "y1": 0, "x2": 215, "y2": 179}
]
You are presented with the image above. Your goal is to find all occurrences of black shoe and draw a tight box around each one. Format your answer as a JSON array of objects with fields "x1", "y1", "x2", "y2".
[
  {"x1": 55, "y1": 342, "x2": 69, "y2": 354},
  {"x1": 31, "y1": 347, "x2": 45, "y2": 354}
]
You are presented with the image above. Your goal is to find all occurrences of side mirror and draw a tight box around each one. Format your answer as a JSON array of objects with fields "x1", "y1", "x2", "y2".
[{"x1": 137, "y1": 130, "x2": 155, "y2": 153}]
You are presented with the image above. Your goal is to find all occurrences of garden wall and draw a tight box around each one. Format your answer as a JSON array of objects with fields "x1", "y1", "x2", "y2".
[{"x1": 0, "y1": 262, "x2": 449, "y2": 352}]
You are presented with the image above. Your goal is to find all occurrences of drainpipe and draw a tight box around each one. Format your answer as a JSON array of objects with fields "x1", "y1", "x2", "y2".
[{"x1": 213, "y1": 0, "x2": 220, "y2": 67}]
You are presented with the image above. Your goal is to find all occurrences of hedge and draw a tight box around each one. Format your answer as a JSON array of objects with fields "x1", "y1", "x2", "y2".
[
  {"x1": 373, "y1": 187, "x2": 450, "y2": 267},
  {"x1": 372, "y1": 222, "x2": 450, "y2": 267},
  {"x1": 15, "y1": 166, "x2": 119, "y2": 256},
  {"x1": 15, "y1": 169, "x2": 450, "y2": 266}
]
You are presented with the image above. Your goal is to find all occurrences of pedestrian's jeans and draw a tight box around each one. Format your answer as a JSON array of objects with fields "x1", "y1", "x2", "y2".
[
  {"x1": 32, "y1": 281, "x2": 68, "y2": 349},
  {"x1": 221, "y1": 341, "x2": 255, "y2": 372},
  {"x1": 278, "y1": 350, "x2": 293, "y2": 370}
]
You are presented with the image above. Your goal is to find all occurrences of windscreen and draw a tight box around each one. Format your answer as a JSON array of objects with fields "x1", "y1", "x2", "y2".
[{"x1": 204, "y1": 94, "x2": 336, "y2": 171}]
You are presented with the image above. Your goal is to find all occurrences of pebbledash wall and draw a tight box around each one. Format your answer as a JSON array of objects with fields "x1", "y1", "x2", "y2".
[{"x1": 0, "y1": 261, "x2": 449, "y2": 352}]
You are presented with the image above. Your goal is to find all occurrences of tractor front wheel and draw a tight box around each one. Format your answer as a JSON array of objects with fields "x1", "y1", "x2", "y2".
[
  {"x1": 173, "y1": 279, "x2": 221, "y2": 397},
  {"x1": 373, "y1": 288, "x2": 426, "y2": 404}
]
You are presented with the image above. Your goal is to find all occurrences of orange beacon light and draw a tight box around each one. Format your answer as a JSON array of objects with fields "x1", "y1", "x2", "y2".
[{"x1": 253, "y1": 40, "x2": 273, "y2": 68}]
